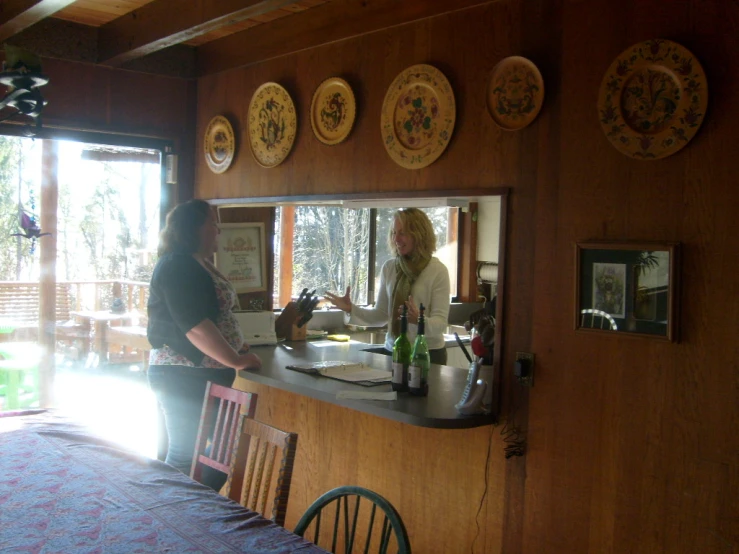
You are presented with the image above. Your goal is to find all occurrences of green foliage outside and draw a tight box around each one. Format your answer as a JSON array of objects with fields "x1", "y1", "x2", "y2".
[
  {"x1": 283, "y1": 205, "x2": 452, "y2": 307},
  {"x1": 0, "y1": 137, "x2": 160, "y2": 302}
]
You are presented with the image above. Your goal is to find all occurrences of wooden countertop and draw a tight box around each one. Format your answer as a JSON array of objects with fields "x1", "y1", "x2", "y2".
[{"x1": 242, "y1": 340, "x2": 494, "y2": 429}]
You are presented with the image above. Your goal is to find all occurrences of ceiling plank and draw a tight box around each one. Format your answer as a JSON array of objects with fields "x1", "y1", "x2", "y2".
[
  {"x1": 0, "y1": 0, "x2": 76, "y2": 43},
  {"x1": 98, "y1": 0, "x2": 299, "y2": 66},
  {"x1": 196, "y1": 0, "x2": 495, "y2": 75}
]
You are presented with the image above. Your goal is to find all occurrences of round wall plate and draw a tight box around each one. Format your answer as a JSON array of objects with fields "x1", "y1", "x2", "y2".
[
  {"x1": 204, "y1": 115, "x2": 235, "y2": 174},
  {"x1": 310, "y1": 77, "x2": 356, "y2": 145},
  {"x1": 486, "y1": 56, "x2": 545, "y2": 131},
  {"x1": 380, "y1": 64, "x2": 456, "y2": 169},
  {"x1": 597, "y1": 39, "x2": 708, "y2": 160},
  {"x1": 247, "y1": 82, "x2": 297, "y2": 168}
]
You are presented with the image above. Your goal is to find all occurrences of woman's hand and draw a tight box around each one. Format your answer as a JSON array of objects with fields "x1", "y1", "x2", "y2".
[
  {"x1": 234, "y1": 352, "x2": 262, "y2": 371},
  {"x1": 402, "y1": 295, "x2": 419, "y2": 324},
  {"x1": 324, "y1": 286, "x2": 353, "y2": 313}
]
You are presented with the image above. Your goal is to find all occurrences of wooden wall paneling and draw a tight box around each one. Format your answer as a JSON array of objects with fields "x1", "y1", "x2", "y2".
[
  {"x1": 40, "y1": 58, "x2": 192, "y2": 140},
  {"x1": 197, "y1": 1, "x2": 739, "y2": 553},
  {"x1": 232, "y1": 376, "x2": 506, "y2": 553},
  {"x1": 515, "y1": 0, "x2": 564, "y2": 551}
]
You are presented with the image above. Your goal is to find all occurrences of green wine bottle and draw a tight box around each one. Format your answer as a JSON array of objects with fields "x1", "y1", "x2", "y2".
[
  {"x1": 392, "y1": 304, "x2": 411, "y2": 392},
  {"x1": 409, "y1": 303, "x2": 429, "y2": 396}
]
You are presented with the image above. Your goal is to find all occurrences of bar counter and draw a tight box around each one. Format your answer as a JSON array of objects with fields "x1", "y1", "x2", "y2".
[{"x1": 242, "y1": 340, "x2": 494, "y2": 429}]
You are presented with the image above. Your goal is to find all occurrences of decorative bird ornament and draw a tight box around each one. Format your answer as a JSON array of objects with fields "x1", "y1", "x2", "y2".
[{"x1": 10, "y1": 206, "x2": 51, "y2": 253}]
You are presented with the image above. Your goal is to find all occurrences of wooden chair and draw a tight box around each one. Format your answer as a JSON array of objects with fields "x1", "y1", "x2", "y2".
[
  {"x1": 226, "y1": 416, "x2": 298, "y2": 527},
  {"x1": 190, "y1": 382, "x2": 257, "y2": 486},
  {"x1": 294, "y1": 485, "x2": 411, "y2": 554}
]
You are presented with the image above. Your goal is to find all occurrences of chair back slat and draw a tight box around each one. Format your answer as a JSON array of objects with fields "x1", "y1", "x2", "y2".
[
  {"x1": 364, "y1": 504, "x2": 376, "y2": 554},
  {"x1": 379, "y1": 518, "x2": 391, "y2": 554},
  {"x1": 250, "y1": 437, "x2": 267, "y2": 511},
  {"x1": 295, "y1": 486, "x2": 411, "y2": 554},
  {"x1": 190, "y1": 382, "x2": 256, "y2": 486},
  {"x1": 226, "y1": 416, "x2": 298, "y2": 527},
  {"x1": 331, "y1": 499, "x2": 341, "y2": 553},
  {"x1": 257, "y1": 443, "x2": 277, "y2": 516}
]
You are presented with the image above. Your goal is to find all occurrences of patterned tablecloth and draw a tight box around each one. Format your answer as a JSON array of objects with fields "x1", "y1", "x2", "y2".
[{"x1": 0, "y1": 410, "x2": 326, "y2": 553}]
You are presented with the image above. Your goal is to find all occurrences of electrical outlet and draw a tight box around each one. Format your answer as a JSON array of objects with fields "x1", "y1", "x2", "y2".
[{"x1": 514, "y1": 352, "x2": 535, "y2": 387}]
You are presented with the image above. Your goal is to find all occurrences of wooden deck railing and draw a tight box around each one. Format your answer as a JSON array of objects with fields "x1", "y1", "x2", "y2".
[{"x1": 0, "y1": 280, "x2": 150, "y2": 325}]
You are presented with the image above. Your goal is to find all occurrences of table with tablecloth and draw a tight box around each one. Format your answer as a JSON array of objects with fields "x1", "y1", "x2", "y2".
[{"x1": 0, "y1": 410, "x2": 326, "y2": 553}]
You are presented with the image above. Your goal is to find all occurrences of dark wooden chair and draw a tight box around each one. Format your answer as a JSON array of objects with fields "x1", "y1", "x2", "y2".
[
  {"x1": 190, "y1": 382, "x2": 257, "y2": 486},
  {"x1": 294, "y1": 485, "x2": 411, "y2": 554},
  {"x1": 226, "y1": 416, "x2": 298, "y2": 527}
]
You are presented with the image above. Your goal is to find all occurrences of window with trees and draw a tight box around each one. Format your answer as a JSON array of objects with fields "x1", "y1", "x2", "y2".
[
  {"x1": 0, "y1": 135, "x2": 161, "y2": 287},
  {"x1": 273, "y1": 205, "x2": 459, "y2": 307}
]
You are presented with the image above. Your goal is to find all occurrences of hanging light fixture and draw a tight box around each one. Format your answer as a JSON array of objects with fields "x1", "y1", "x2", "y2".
[{"x1": 0, "y1": 44, "x2": 49, "y2": 136}]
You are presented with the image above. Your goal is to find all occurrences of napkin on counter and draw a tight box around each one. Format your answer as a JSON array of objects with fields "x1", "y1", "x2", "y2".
[{"x1": 336, "y1": 390, "x2": 398, "y2": 401}]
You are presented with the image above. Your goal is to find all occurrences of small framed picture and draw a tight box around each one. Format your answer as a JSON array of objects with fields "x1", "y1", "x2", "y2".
[
  {"x1": 215, "y1": 223, "x2": 267, "y2": 293},
  {"x1": 575, "y1": 241, "x2": 680, "y2": 341}
]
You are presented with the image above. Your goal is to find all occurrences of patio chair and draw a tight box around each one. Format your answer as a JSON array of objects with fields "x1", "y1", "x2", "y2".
[
  {"x1": 294, "y1": 485, "x2": 411, "y2": 554},
  {"x1": 0, "y1": 342, "x2": 42, "y2": 411},
  {"x1": 226, "y1": 416, "x2": 298, "y2": 527},
  {"x1": 190, "y1": 382, "x2": 257, "y2": 488}
]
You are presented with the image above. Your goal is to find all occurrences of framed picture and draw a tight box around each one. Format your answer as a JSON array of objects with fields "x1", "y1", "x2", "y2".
[
  {"x1": 215, "y1": 223, "x2": 267, "y2": 293},
  {"x1": 575, "y1": 241, "x2": 680, "y2": 341}
]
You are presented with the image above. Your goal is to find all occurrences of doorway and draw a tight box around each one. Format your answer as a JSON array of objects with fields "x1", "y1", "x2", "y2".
[{"x1": 0, "y1": 134, "x2": 166, "y2": 457}]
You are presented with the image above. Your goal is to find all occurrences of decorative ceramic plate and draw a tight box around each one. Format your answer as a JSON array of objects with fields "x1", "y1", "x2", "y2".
[
  {"x1": 247, "y1": 82, "x2": 297, "y2": 168},
  {"x1": 380, "y1": 64, "x2": 455, "y2": 169},
  {"x1": 204, "y1": 115, "x2": 235, "y2": 174},
  {"x1": 486, "y1": 56, "x2": 545, "y2": 131},
  {"x1": 597, "y1": 39, "x2": 708, "y2": 160},
  {"x1": 310, "y1": 77, "x2": 356, "y2": 145}
]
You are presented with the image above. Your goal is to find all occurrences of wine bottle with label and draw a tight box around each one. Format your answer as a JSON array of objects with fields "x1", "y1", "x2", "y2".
[
  {"x1": 392, "y1": 304, "x2": 411, "y2": 392},
  {"x1": 409, "y1": 303, "x2": 429, "y2": 396}
]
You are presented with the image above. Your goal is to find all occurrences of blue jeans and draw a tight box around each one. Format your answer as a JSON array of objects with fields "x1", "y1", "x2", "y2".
[{"x1": 147, "y1": 364, "x2": 235, "y2": 491}]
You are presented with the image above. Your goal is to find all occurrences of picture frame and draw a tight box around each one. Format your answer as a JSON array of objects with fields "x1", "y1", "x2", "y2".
[
  {"x1": 215, "y1": 222, "x2": 267, "y2": 293},
  {"x1": 575, "y1": 241, "x2": 680, "y2": 342}
]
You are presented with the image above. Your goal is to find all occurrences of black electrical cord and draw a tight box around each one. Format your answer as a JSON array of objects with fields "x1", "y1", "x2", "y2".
[
  {"x1": 471, "y1": 421, "x2": 495, "y2": 553},
  {"x1": 500, "y1": 384, "x2": 526, "y2": 459}
]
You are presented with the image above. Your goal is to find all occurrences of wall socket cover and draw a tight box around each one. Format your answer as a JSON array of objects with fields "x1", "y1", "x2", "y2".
[{"x1": 515, "y1": 352, "x2": 535, "y2": 386}]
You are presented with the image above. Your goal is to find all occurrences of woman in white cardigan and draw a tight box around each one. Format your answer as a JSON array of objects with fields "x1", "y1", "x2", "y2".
[{"x1": 325, "y1": 208, "x2": 451, "y2": 365}]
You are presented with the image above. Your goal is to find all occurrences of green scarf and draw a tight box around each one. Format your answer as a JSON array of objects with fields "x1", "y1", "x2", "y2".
[{"x1": 390, "y1": 253, "x2": 431, "y2": 337}]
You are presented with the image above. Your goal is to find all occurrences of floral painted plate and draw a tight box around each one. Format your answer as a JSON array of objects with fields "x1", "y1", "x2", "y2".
[
  {"x1": 381, "y1": 64, "x2": 455, "y2": 169},
  {"x1": 486, "y1": 56, "x2": 544, "y2": 131},
  {"x1": 204, "y1": 115, "x2": 235, "y2": 174},
  {"x1": 310, "y1": 77, "x2": 356, "y2": 145},
  {"x1": 597, "y1": 39, "x2": 707, "y2": 160},
  {"x1": 247, "y1": 82, "x2": 297, "y2": 168}
]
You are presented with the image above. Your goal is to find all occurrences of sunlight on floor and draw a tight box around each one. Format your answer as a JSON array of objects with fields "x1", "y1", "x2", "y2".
[{"x1": 54, "y1": 364, "x2": 159, "y2": 459}]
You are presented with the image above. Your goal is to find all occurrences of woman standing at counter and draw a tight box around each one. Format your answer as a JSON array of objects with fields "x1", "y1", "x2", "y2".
[
  {"x1": 325, "y1": 208, "x2": 451, "y2": 364},
  {"x1": 147, "y1": 199, "x2": 261, "y2": 491}
]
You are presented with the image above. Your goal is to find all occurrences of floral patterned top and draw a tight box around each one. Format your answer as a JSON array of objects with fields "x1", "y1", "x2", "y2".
[{"x1": 149, "y1": 261, "x2": 244, "y2": 368}]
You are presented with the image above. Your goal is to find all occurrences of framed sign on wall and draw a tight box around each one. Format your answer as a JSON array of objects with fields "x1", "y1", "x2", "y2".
[
  {"x1": 575, "y1": 241, "x2": 680, "y2": 342},
  {"x1": 215, "y1": 223, "x2": 267, "y2": 293}
]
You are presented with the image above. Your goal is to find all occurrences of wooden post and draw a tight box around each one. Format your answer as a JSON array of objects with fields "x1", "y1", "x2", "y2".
[
  {"x1": 39, "y1": 139, "x2": 59, "y2": 408},
  {"x1": 278, "y1": 206, "x2": 295, "y2": 308},
  {"x1": 457, "y1": 202, "x2": 479, "y2": 302}
]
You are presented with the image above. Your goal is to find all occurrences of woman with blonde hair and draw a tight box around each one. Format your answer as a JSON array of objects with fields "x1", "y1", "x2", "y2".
[{"x1": 325, "y1": 208, "x2": 451, "y2": 364}]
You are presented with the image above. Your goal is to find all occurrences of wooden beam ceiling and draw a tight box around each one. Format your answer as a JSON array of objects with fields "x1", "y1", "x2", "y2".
[
  {"x1": 1, "y1": 0, "x2": 499, "y2": 79},
  {"x1": 98, "y1": 0, "x2": 299, "y2": 66},
  {"x1": 196, "y1": 0, "x2": 493, "y2": 75},
  {"x1": 0, "y1": 0, "x2": 76, "y2": 43}
]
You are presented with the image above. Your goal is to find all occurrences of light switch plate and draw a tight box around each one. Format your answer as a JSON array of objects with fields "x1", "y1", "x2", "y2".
[{"x1": 515, "y1": 352, "x2": 535, "y2": 387}]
